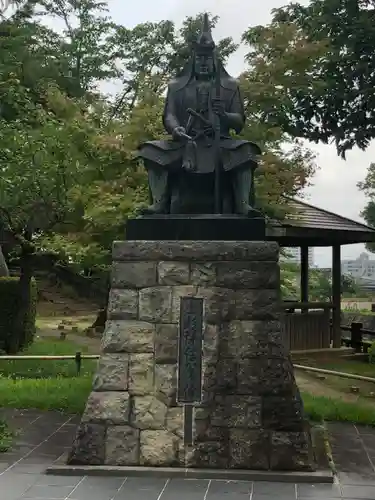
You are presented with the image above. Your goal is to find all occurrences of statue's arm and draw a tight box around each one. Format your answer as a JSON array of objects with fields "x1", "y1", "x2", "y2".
[
  {"x1": 223, "y1": 87, "x2": 246, "y2": 134},
  {"x1": 162, "y1": 87, "x2": 180, "y2": 135}
]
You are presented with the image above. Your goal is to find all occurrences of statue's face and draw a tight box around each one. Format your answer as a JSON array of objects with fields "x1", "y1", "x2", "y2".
[{"x1": 194, "y1": 53, "x2": 214, "y2": 77}]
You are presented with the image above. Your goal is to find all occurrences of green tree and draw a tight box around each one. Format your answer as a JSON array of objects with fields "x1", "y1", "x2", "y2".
[
  {"x1": 281, "y1": 262, "x2": 360, "y2": 301},
  {"x1": 358, "y1": 162, "x2": 375, "y2": 251},
  {"x1": 280, "y1": 263, "x2": 332, "y2": 301},
  {"x1": 309, "y1": 269, "x2": 331, "y2": 302},
  {"x1": 0, "y1": 2, "x2": 135, "y2": 269},
  {"x1": 0, "y1": 7, "x2": 318, "y2": 275},
  {"x1": 0, "y1": 246, "x2": 8, "y2": 276},
  {"x1": 108, "y1": 12, "x2": 317, "y2": 216},
  {"x1": 341, "y1": 273, "x2": 360, "y2": 297},
  {"x1": 280, "y1": 261, "x2": 300, "y2": 299},
  {"x1": 240, "y1": 72, "x2": 317, "y2": 216},
  {"x1": 0, "y1": 8, "x2": 128, "y2": 334},
  {"x1": 36, "y1": 0, "x2": 121, "y2": 97},
  {"x1": 243, "y1": 0, "x2": 375, "y2": 158},
  {"x1": 109, "y1": 13, "x2": 238, "y2": 118},
  {"x1": 44, "y1": 10, "x2": 317, "y2": 265}
]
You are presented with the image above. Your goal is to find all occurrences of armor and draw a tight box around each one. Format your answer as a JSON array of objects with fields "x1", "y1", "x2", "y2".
[{"x1": 136, "y1": 14, "x2": 261, "y2": 215}]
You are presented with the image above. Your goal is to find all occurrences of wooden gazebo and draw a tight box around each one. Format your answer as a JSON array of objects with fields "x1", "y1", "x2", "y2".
[{"x1": 266, "y1": 197, "x2": 375, "y2": 350}]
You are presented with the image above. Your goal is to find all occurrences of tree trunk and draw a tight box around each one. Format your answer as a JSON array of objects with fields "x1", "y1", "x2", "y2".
[
  {"x1": 87, "y1": 284, "x2": 110, "y2": 334},
  {"x1": 90, "y1": 308, "x2": 107, "y2": 332},
  {"x1": 7, "y1": 238, "x2": 33, "y2": 354},
  {"x1": 0, "y1": 245, "x2": 9, "y2": 277}
]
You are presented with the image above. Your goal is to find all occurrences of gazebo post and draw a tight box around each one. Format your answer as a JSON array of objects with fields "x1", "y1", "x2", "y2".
[
  {"x1": 300, "y1": 245, "x2": 309, "y2": 313},
  {"x1": 300, "y1": 246, "x2": 309, "y2": 306},
  {"x1": 332, "y1": 244, "x2": 341, "y2": 348}
]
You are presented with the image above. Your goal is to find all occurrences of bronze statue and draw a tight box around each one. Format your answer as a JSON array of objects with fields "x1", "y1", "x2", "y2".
[{"x1": 137, "y1": 14, "x2": 261, "y2": 216}]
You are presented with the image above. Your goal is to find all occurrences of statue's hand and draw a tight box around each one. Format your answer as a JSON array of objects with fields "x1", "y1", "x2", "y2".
[
  {"x1": 182, "y1": 160, "x2": 196, "y2": 172},
  {"x1": 172, "y1": 126, "x2": 187, "y2": 140},
  {"x1": 212, "y1": 98, "x2": 225, "y2": 116}
]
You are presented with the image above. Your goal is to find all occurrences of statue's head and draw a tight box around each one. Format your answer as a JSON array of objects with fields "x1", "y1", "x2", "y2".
[
  {"x1": 193, "y1": 13, "x2": 216, "y2": 78},
  {"x1": 194, "y1": 52, "x2": 215, "y2": 77}
]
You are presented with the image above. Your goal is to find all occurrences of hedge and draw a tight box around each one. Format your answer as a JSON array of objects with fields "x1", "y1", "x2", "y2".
[{"x1": 0, "y1": 277, "x2": 37, "y2": 354}]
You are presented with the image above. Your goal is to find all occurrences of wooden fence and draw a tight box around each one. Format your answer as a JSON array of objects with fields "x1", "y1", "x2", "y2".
[
  {"x1": 283, "y1": 303, "x2": 375, "y2": 353},
  {"x1": 2, "y1": 318, "x2": 374, "y2": 372},
  {"x1": 282, "y1": 302, "x2": 332, "y2": 351},
  {"x1": 340, "y1": 322, "x2": 375, "y2": 352},
  {"x1": 0, "y1": 353, "x2": 99, "y2": 375}
]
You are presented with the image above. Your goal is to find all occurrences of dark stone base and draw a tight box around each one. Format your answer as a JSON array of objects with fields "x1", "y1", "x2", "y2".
[{"x1": 126, "y1": 213, "x2": 266, "y2": 241}]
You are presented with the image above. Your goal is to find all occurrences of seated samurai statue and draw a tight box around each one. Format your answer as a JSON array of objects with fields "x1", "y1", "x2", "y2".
[{"x1": 136, "y1": 14, "x2": 261, "y2": 216}]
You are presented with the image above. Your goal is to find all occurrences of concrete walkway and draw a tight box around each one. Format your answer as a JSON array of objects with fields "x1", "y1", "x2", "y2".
[{"x1": 0, "y1": 409, "x2": 375, "y2": 499}]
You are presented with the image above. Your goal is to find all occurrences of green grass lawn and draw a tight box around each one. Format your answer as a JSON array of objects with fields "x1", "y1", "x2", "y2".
[
  {"x1": 0, "y1": 375, "x2": 93, "y2": 413},
  {"x1": 0, "y1": 338, "x2": 96, "y2": 418},
  {"x1": 0, "y1": 338, "x2": 97, "y2": 426},
  {"x1": 1, "y1": 338, "x2": 375, "y2": 447},
  {"x1": 0, "y1": 338, "x2": 97, "y2": 379},
  {"x1": 302, "y1": 392, "x2": 375, "y2": 426},
  {"x1": 1, "y1": 374, "x2": 374, "y2": 427}
]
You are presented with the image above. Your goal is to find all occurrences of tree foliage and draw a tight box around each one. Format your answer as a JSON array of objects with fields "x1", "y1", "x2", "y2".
[
  {"x1": 281, "y1": 262, "x2": 360, "y2": 301},
  {"x1": 0, "y1": 2, "x2": 317, "y2": 273},
  {"x1": 243, "y1": 0, "x2": 375, "y2": 158},
  {"x1": 0, "y1": 246, "x2": 8, "y2": 276},
  {"x1": 358, "y1": 162, "x2": 375, "y2": 252},
  {"x1": 36, "y1": 0, "x2": 121, "y2": 96},
  {"x1": 108, "y1": 14, "x2": 238, "y2": 119}
]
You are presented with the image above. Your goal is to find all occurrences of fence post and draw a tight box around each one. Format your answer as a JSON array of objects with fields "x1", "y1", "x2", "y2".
[
  {"x1": 75, "y1": 352, "x2": 82, "y2": 375},
  {"x1": 351, "y1": 322, "x2": 363, "y2": 353}
]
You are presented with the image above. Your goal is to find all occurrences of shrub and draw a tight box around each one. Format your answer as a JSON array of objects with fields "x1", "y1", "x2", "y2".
[
  {"x1": 0, "y1": 419, "x2": 13, "y2": 452},
  {"x1": 0, "y1": 277, "x2": 37, "y2": 354}
]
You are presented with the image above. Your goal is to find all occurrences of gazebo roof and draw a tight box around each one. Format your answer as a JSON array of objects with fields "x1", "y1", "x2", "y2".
[{"x1": 267, "y1": 197, "x2": 375, "y2": 246}]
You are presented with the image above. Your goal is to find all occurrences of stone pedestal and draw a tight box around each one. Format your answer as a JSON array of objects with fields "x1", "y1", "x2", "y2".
[{"x1": 68, "y1": 241, "x2": 314, "y2": 471}]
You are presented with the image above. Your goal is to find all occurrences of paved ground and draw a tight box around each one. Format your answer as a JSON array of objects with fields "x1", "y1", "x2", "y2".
[{"x1": 0, "y1": 410, "x2": 375, "y2": 500}]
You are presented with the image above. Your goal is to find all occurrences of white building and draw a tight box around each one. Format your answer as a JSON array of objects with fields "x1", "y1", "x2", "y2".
[
  {"x1": 282, "y1": 247, "x2": 315, "y2": 267},
  {"x1": 342, "y1": 253, "x2": 375, "y2": 286}
]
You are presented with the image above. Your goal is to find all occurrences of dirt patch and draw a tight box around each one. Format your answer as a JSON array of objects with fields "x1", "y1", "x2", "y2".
[
  {"x1": 36, "y1": 314, "x2": 95, "y2": 331},
  {"x1": 296, "y1": 372, "x2": 359, "y2": 402},
  {"x1": 293, "y1": 355, "x2": 375, "y2": 404},
  {"x1": 36, "y1": 277, "x2": 98, "y2": 318},
  {"x1": 35, "y1": 275, "x2": 100, "y2": 353},
  {"x1": 37, "y1": 328, "x2": 101, "y2": 354},
  {"x1": 295, "y1": 370, "x2": 375, "y2": 407}
]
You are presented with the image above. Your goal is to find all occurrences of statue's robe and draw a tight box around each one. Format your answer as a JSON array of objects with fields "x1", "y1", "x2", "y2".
[{"x1": 137, "y1": 62, "x2": 261, "y2": 174}]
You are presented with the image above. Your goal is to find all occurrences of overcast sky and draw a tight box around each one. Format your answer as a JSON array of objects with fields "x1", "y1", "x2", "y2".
[{"x1": 45, "y1": 0, "x2": 375, "y2": 268}]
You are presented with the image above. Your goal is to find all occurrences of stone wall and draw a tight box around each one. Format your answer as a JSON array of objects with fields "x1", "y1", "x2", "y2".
[{"x1": 68, "y1": 241, "x2": 314, "y2": 471}]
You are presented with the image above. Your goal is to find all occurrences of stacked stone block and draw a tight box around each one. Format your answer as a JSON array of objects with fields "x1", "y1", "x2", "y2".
[{"x1": 68, "y1": 241, "x2": 314, "y2": 470}]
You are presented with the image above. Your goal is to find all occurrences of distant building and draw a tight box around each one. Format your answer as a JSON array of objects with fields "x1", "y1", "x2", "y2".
[
  {"x1": 282, "y1": 247, "x2": 315, "y2": 267},
  {"x1": 342, "y1": 252, "x2": 375, "y2": 290},
  {"x1": 342, "y1": 252, "x2": 375, "y2": 278}
]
